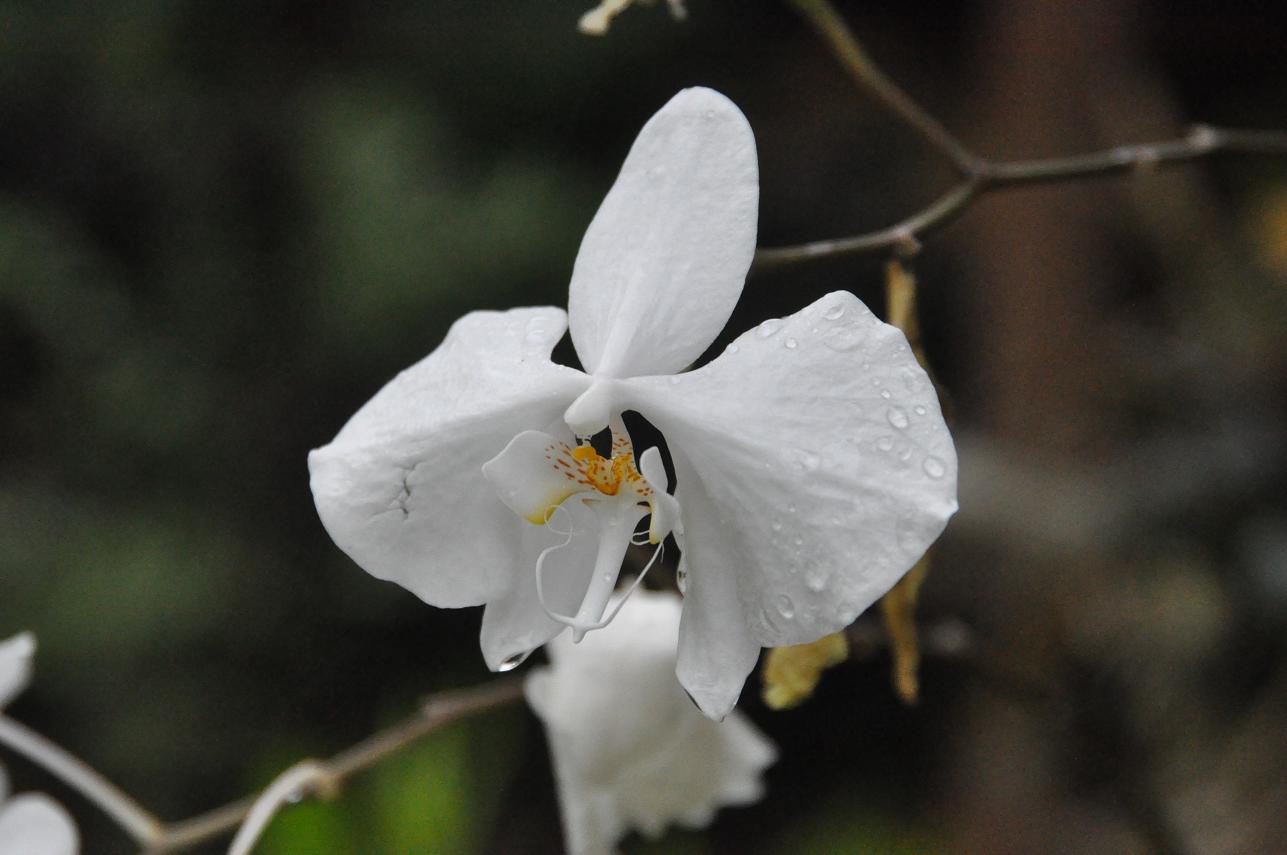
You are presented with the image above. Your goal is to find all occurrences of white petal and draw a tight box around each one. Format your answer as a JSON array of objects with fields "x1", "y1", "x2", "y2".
[
  {"x1": 625, "y1": 291, "x2": 958, "y2": 647},
  {"x1": 309, "y1": 308, "x2": 590, "y2": 608},
  {"x1": 0, "y1": 633, "x2": 35, "y2": 709},
  {"x1": 482, "y1": 431, "x2": 594, "y2": 525},
  {"x1": 670, "y1": 452, "x2": 764, "y2": 720},
  {"x1": 0, "y1": 793, "x2": 79, "y2": 855},
  {"x1": 478, "y1": 500, "x2": 599, "y2": 671},
  {"x1": 524, "y1": 590, "x2": 773, "y2": 855},
  {"x1": 567, "y1": 87, "x2": 758, "y2": 379}
]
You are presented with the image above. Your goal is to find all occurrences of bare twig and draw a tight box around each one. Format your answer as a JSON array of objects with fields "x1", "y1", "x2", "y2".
[
  {"x1": 761, "y1": 0, "x2": 1287, "y2": 269},
  {"x1": 144, "y1": 677, "x2": 525, "y2": 854},
  {"x1": 786, "y1": 0, "x2": 979, "y2": 175}
]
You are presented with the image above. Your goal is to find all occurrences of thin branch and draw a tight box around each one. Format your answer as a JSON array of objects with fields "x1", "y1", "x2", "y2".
[
  {"x1": 786, "y1": 0, "x2": 979, "y2": 175},
  {"x1": 0, "y1": 714, "x2": 164, "y2": 847},
  {"x1": 755, "y1": 125, "x2": 1287, "y2": 269},
  {"x1": 145, "y1": 677, "x2": 525, "y2": 854}
]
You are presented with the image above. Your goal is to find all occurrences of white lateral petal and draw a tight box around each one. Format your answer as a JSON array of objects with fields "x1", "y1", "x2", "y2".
[
  {"x1": 625, "y1": 291, "x2": 958, "y2": 647},
  {"x1": 567, "y1": 87, "x2": 758, "y2": 379},
  {"x1": 0, "y1": 793, "x2": 79, "y2": 855},
  {"x1": 670, "y1": 452, "x2": 764, "y2": 719},
  {"x1": 309, "y1": 308, "x2": 590, "y2": 608},
  {"x1": 0, "y1": 633, "x2": 35, "y2": 709},
  {"x1": 479, "y1": 500, "x2": 599, "y2": 671}
]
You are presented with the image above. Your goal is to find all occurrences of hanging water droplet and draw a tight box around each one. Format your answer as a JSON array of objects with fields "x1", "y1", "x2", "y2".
[
  {"x1": 776, "y1": 594, "x2": 796, "y2": 619},
  {"x1": 886, "y1": 406, "x2": 910, "y2": 429},
  {"x1": 824, "y1": 303, "x2": 845, "y2": 320},
  {"x1": 784, "y1": 337, "x2": 799, "y2": 350},
  {"x1": 497, "y1": 650, "x2": 532, "y2": 672},
  {"x1": 922, "y1": 456, "x2": 946, "y2": 479},
  {"x1": 879, "y1": 389, "x2": 892, "y2": 400},
  {"x1": 757, "y1": 318, "x2": 782, "y2": 337},
  {"x1": 877, "y1": 435, "x2": 895, "y2": 452}
]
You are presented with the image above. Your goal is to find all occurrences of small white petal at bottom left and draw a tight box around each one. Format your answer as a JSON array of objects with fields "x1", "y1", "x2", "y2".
[
  {"x1": 309, "y1": 307, "x2": 590, "y2": 608},
  {"x1": 0, "y1": 794, "x2": 79, "y2": 855},
  {"x1": 0, "y1": 633, "x2": 34, "y2": 709}
]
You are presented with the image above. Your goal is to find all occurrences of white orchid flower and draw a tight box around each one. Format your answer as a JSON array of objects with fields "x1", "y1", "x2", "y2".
[
  {"x1": 0, "y1": 635, "x2": 80, "y2": 855},
  {"x1": 309, "y1": 86, "x2": 958, "y2": 718},
  {"x1": 525, "y1": 588, "x2": 775, "y2": 855}
]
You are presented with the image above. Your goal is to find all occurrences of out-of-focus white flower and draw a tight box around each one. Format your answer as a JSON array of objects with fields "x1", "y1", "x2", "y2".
[
  {"x1": 0, "y1": 634, "x2": 79, "y2": 855},
  {"x1": 526, "y1": 589, "x2": 775, "y2": 855},
  {"x1": 309, "y1": 87, "x2": 957, "y2": 719},
  {"x1": 578, "y1": 0, "x2": 688, "y2": 37}
]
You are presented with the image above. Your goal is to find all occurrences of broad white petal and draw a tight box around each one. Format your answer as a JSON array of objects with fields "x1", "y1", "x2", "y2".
[
  {"x1": 671, "y1": 452, "x2": 764, "y2": 720},
  {"x1": 567, "y1": 87, "x2": 758, "y2": 379},
  {"x1": 0, "y1": 633, "x2": 35, "y2": 709},
  {"x1": 625, "y1": 291, "x2": 958, "y2": 647},
  {"x1": 0, "y1": 793, "x2": 79, "y2": 855},
  {"x1": 309, "y1": 308, "x2": 590, "y2": 607},
  {"x1": 525, "y1": 590, "x2": 773, "y2": 855},
  {"x1": 479, "y1": 500, "x2": 599, "y2": 671}
]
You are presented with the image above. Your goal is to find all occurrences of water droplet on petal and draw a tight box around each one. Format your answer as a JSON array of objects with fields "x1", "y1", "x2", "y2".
[
  {"x1": 914, "y1": 405, "x2": 927, "y2": 416},
  {"x1": 805, "y1": 563, "x2": 828, "y2": 592},
  {"x1": 725, "y1": 342, "x2": 740, "y2": 354},
  {"x1": 877, "y1": 436, "x2": 895, "y2": 452},
  {"x1": 669, "y1": 375, "x2": 683, "y2": 385},
  {"x1": 824, "y1": 303, "x2": 845, "y2": 320},
  {"x1": 795, "y1": 449, "x2": 820, "y2": 471},
  {"x1": 923, "y1": 456, "x2": 946, "y2": 479},
  {"x1": 886, "y1": 406, "x2": 910, "y2": 429},
  {"x1": 757, "y1": 318, "x2": 783, "y2": 338},
  {"x1": 676, "y1": 567, "x2": 688, "y2": 594},
  {"x1": 771, "y1": 519, "x2": 782, "y2": 532},
  {"x1": 497, "y1": 650, "x2": 532, "y2": 672},
  {"x1": 822, "y1": 327, "x2": 863, "y2": 351},
  {"x1": 784, "y1": 337, "x2": 799, "y2": 350},
  {"x1": 897, "y1": 444, "x2": 913, "y2": 462},
  {"x1": 880, "y1": 389, "x2": 892, "y2": 400},
  {"x1": 776, "y1": 594, "x2": 796, "y2": 619}
]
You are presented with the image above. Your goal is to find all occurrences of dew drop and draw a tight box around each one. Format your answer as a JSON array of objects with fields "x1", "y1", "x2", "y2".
[
  {"x1": 897, "y1": 444, "x2": 913, "y2": 462},
  {"x1": 497, "y1": 650, "x2": 532, "y2": 672},
  {"x1": 876, "y1": 435, "x2": 895, "y2": 452},
  {"x1": 776, "y1": 594, "x2": 796, "y2": 619},
  {"x1": 804, "y1": 564, "x2": 828, "y2": 592},
  {"x1": 822, "y1": 327, "x2": 863, "y2": 351},
  {"x1": 757, "y1": 318, "x2": 782, "y2": 338},
  {"x1": 725, "y1": 342, "x2": 740, "y2": 354},
  {"x1": 676, "y1": 567, "x2": 688, "y2": 594},
  {"x1": 879, "y1": 389, "x2": 892, "y2": 400},
  {"x1": 886, "y1": 406, "x2": 910, "y2": 429},
  {"x1": 823, "y1": 303, "x2": 846, "y2": 320},
  {"x1": 784, "y1": 337, "x2": 799, "y2": 350},
  {"x1": 923, "y1": 456, "x2": 946, "y2": 479},
  {"x1": 913, "y1": 405, "x2": 927, "y2": 416}
]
